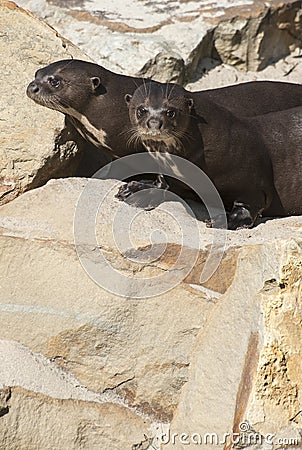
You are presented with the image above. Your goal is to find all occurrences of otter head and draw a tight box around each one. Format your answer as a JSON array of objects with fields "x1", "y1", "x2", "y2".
[
  {"x1": 125, "y1": 82, "x2": 194, "y2": 151},
  {"x1": 26, "y1": 59, "x2": 106, "y2": 114}
]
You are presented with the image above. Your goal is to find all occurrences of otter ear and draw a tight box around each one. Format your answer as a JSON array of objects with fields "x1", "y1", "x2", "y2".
[
  {"x1": 91, "y1": 77, "x2": 101, "y2": 91},
  {"x1": 187, "y1": 98, "x2": 194, "y2": 110},
  {"x1": 125, "y1": 94, "x2": 132, "y2": 106}
]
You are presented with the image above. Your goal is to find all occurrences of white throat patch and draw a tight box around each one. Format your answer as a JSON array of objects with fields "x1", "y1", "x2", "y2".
[
  {"x1": 62, "y1": 106, "x2": 112, "y2": 150},
  {"x1": 147, "y1": 151, "x2": 183, "y2": 178}
]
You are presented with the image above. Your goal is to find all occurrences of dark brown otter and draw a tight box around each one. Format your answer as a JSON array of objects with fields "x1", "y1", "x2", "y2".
[
  {"x1": 27, "y1": 59, "x2": 302, "y2": 160},
  {"x1": 26, "y1": 59, "x2": 145, "y2": 158},
  {"x1": 27, "y1": 60, "x2": 302, "y2": 228},
  {"x1": 120, "y1": 81, "x2": 302, "y2": 229},
  {"x1": 248, "y1": 106, "x2": 302, "y2": 217},
  {"x1": 124, "y1": 82, "x2": 194, "y2": 155}
]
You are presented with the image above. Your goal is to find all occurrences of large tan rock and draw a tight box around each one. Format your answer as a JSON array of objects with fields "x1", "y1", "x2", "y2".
[
  {"x1": 0, "y1": 1, "x2": 91, "y2": 205},
  {"x1": 184, "y1": 0, "x2": 302, "y2": 80},
  {"x1": 0, "y1": 340, "x2": 155, "y2": 449},
  {"x1": 186, "y1": 51, "x2": 302, "y2": 92},
  {"x1": 0, "y1": 386, "x2": 153, "y2": 450},
  {"x1": 165, "y1": 239, "x2": 302, "y2": 448},
  {"x1": 0, "y1": 177, "x2": 301, "y2": 447},
  {"x1": 15, "y1": 0, "x2": 302, "y2": 81},
  {"x1": 212, "y1": 1, "x2": 302, "y2": 72},
  {"x1": 0, "y1": 178, "x2": 219, "y2": 423}
]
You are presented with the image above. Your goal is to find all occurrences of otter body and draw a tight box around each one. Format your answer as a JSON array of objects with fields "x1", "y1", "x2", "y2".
[
  {"x1": 27, "y1": 60, "x2": 302, "y2": 228},
  {"x1": 122, "y1": 81, "x2": 302, "y2": 229},
  {"x1": 27, "y1": 59, "x2": 302, "y2": 159}
]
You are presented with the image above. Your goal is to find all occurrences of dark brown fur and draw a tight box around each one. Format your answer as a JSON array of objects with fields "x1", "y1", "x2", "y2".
[
  {"x1": 124, "y1": 81, "x2": 302, "y2": 229},
  {"x1": 27, "y1": 59, "x2": 302, "y2": 159},
  {"x1": 124, "y1": 81, "x2": 194, "y2": 155},
  {"x1": 27, "y1": 60, "x2": 302, "y2": 228}
]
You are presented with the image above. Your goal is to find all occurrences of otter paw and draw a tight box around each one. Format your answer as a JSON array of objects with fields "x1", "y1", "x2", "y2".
[
  {"x1": 115, "y1": 181, "x2": 149, "y2": 201},
  {"x1": 115, "y1": 176, "x2": 169, "y2": 211},
  {"x1": 227, "y1": 203, "x2": 253, "y2": 230}
]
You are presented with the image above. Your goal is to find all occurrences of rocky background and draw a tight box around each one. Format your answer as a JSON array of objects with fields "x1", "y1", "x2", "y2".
[{"x1": 0, "y1": 0, "x2": 302, "y2": 449}]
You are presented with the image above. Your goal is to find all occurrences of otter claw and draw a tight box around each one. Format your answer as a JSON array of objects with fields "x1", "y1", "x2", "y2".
[{"x1": 116, "y1": 175, "x2": 169, "y2": 210}]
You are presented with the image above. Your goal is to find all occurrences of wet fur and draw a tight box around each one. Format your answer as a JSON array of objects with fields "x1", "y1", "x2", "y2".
[{"x1": 27, "y1": 59, "x2": 302, "y2": 228}]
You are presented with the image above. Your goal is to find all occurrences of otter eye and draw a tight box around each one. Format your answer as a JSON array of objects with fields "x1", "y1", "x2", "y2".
[
  {"x1": 48, "y1": 76, "x2": 60, "y2": 88},
  {"x1": 137, "y1": 106, "x2": 147, "y2": 119},
  {"x1": 166, "y1": 109, "x2": 176, "y2": 118}
]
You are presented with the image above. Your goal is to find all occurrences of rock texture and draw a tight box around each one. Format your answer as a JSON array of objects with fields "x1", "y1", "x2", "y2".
[
  {"x1": 0, "y1": 1, "x2": 92, "y2": 206},
  {"x1": 188, "y1": 0, "x2": 302, "y2": 77},
  {"x1": 1, "y1": 1, "x2": 302, "y2": 448},
  {"x1": 15, "y1": 0, "x2": 302, "y2": 81},
  {"x1": 0, "y1": 179, "x2": 217, "y2": 425},
  {"x1": 186, "y1": 50, "x2": 302, "y2": 91},
  {"x1": 166, "y1": 240, "x2": 302, "y2": 449},
  {"x1": 0, "y1": 178, "x2": 301, "y2": 448},
  {"x1": 0, "y1": 386, "x2": 153, "y2": 450}
]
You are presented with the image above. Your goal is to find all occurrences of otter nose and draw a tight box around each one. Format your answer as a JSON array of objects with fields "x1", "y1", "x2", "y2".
[
  {"x1": 27, "y1": 81, "x2": 40, "y2": 96},
  {"x1": 147, "y1": 118, "x2": 163, "y2": 130}
]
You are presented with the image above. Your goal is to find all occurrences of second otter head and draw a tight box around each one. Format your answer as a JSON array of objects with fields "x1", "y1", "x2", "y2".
[
  {"x1": 26, "y1": 59, "x2": 107, "y2": 114},
  {"x1": 125, "y1": 82, "x2": 194, "y2": 149}
]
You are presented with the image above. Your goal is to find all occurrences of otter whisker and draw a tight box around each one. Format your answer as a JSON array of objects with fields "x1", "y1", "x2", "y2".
[
  {"x1": 173, "y1": 131, "x2": 194, "y2": 146},
  {"x1": 167, "y1": 83, "x2": 177, "y2": 101},
  {"x1": 126, "y1": 130, "x2": 143, "y2": 149},
  {"x1": 142, "y1": 78, "x2": 150, "y2": 98},
  {"x1": 56, "y1": 59, "x2": 75, "y2": 76},
  {"x1": 119, "y1": 126, "x2": 141, "y2": 138},
  {"x1": 132, "y1": 78, "x2": 142, "y2": 90}
]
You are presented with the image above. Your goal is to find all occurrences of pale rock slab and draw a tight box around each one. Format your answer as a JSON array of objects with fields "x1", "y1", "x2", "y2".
[
  {"x1": 165, "y1": 242, "x2": 302, "y2": 449},
  {"x1": 0, "y1": 1, "x2": 91, "y2": 205},
  {"x1": 0, "y1": 386, "x2": 153, "y2": 450},
  {"x1": 0, "y1": 178, "x2": 219, "y2": 423},
  {"x1": 0, "y1": 177, "x2": 301, "y2": 447},
  {"x1": 0, "y1": 339, "x2": 121, "y2": 403},
  {"x1": 209, "y1": 1, "x2": 302, "y2": 72},
  {"x1": 187, "y1": 51, "x2": 302, "y2": 92},
  {"x1": 15, "y1": 0, "x2": 302, "y2": 81}
]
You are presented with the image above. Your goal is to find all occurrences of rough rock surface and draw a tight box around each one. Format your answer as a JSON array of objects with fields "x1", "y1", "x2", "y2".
[
  {"x1": 0, "y1": 1, "x2": 91, "y2": 206},
  {"x1": 0, "y1": 178, "x2": 219, "y2": 424},
  {"x1": 15, "y1": 0, "x2": 302, "y2": 81},
  {"x1": 0, "y1": 386, "x2": 153, "y2": 450},
  {"x1": 200, "y1": 0, "x2": 302, "y2": 73},
  {"x1": 0, "y1": 178, "x2": 301, "y2": 448},
  {"x1": 166, "y1": 239, "x2": 302, "y2": 449},
  {"x1": 187, "y1": 50, "x2": 302, "y2": 91},
  {"x1": 1, "y1": 1, "x2": 302, "y2": 448}
]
